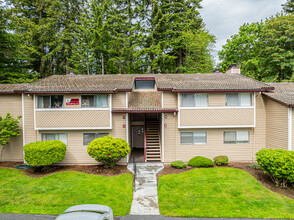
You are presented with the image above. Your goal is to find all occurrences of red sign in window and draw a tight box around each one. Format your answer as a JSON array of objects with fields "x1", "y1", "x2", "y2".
[{"x1": 66, "y1": 99, "x2": 79, "y2": 105}]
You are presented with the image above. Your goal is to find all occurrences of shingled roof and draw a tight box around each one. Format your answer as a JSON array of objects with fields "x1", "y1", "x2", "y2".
[
  {"x1": 263, "y1": 83, "x2": 294, "y2": 107},
  {"x1": 0, "y1": 73, "x2": 274, "y2": 94},
  {"x1": 112, "y1": 92, "x2": 178, "y2": 113},
  {"x1": 0, "y1": 84, "x2": 27, "y2": 94}
]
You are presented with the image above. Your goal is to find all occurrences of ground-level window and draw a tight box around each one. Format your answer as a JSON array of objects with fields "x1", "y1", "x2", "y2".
[
  {"x1": 83, "y1": 133, "x2": 109, "y2": 145},
  {"x1": 81, "y1": 95, "x2": 108, "y2": 108},
  {"x1": 37, "y1": 95, "x2": 64, "y2": 108},
  {"x1": 42, "y1": 133, "x2": 68, "y2": 145},
  {"x1": 224, "y1": 131, "x2": 249, "y2": 144},
  {"x1": 180, "y1": 132, "x2": 207, "y2": 145}
]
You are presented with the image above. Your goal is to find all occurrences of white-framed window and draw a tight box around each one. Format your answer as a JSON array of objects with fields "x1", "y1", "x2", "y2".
[
  {"x1": 81, "y1": 95, "x2": 108, "y2": 108},
  {"x1": 224, "y1": 131, "x2": 249, "y2": 144},
  {"x1": 181, "y1": 94, "x2": 208, "y2": 107},
  {"x1": 37, "y1": 95, "x2": 64, "y2": 108},
  {"x1": 226, "y1": 93, "x2": 252, "y2": 106},
  {"x1": 135, "y1": 80, "x2": 155, "y2": 89},
  {"x1": 42, "y1": 133, "x2": 68, "y2": 145},
  {"x1": 180, "y1": 132, "x2": 207, "y2": 145},
  {"x1": 83, "y1": 133, "x2": 109, "y2": 145}
]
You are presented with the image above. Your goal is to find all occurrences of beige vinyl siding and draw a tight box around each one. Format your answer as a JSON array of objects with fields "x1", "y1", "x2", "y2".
[
  {"x1": 163, "y1": 91, "x2": 177, "y2": 108},
  {"x1": 37, "y1": 113, "x2": 127, "y2": 165},
  {"x1": 24, "y1": 95, "x2": 37, "y2": 145},
  {"x1": 35, "y1": 110, "x2": 111, "y2": 128},
  {"x1": 0, "y1": 95, "x2": 23, "y2": 161},
  {"x1": 180, "y1": 108, "x2": 254, "y2": 127},
  {"x1": 64, "y1": 94, "x2": 81, "y2": 108},
  {"x1": 209, "y1": 93, "x2": 226, "y2": 106},
  {"x1": 112, "y1": 92, "x2": 126, "y2": 108},
  {"x1": 265, "y1": 98, "x2": 288, "y2": 150},
  {"x1": 163, "y1": 113, "x2": 177, "y2": 162},
  {"x1": 252, "y1": 93, "x2": 266, "y2": 156},
  {"x1": 175, "y1": 128, "x2": 254, "y2": 162}
]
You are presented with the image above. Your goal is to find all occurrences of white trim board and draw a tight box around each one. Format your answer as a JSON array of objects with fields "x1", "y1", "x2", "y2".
[
  {"x1": 35, "y1": 108, "x2": 111, "y2": 111},
  {"x1": 36, "y1": 127, "x2": 112, "y2": 131},
  {"x1": 179, "y1": 106, "x2": 254, "y2": 110},
  {"x1": 178, "y1": 125, "x2": 255, "y2": 129},
  {"x1": 161, "y1": 113, "x2": 165, "y2": 162},
  {"x1": 288, "y1": 108, "x2": 292, "y2": 151}
]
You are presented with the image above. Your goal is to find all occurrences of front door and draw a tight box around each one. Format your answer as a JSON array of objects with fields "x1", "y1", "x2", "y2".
[{"x1": 132, "y1": 126, "x2": 144, "y2": 148}]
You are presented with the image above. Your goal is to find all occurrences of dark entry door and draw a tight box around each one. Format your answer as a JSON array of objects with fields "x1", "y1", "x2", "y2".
[{"x1": 132, "y1": 126, "x2": 144, "y2": 148}]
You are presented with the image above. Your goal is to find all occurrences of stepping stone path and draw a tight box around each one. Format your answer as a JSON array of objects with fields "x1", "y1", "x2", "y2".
[{"x1": 127, "y1": 163, "x2": 164, "y2": 215}]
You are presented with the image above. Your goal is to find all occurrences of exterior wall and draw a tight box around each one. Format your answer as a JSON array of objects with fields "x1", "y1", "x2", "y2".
[
  {"x1": 0, "y1": 94, "x2": 23, "y2": 161},
  {"x1": 35, "y1": 110, "x2": 111, "y2": 128},
  {"x1": 164, "y1": 93, "x2": 266, "y2": 163},
  {"x1": 36, "y1": 113, "x2": 127, "y2": 165},
  {"x1": 64, "y1": 94, "x2": 81, "y2": 109},
  {"x1": 162, "y1": 91, "x2": 177, "y2": 108},
  {"x1": 24, "y1": 95, "x2": 37, "y2": 145},
  {"x1": 209, "y1": 93, "x2": 226, "y2": 106},
  {"x1": 180, "y1": 108, "x2": 254, "y2": 127},
  {"x1": 265, "y1": 98, "x2": 288, "y2": 150},
  {"x1": 112, "y1": 92, "x2": 126, "y2": 108}
]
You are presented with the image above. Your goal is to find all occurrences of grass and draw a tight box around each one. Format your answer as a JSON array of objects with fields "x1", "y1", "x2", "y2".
[
  {"x1": 158, "y1": 167, "x2": 294, "y2": 218},
  {"x1": 0, "y1": 168, "x2": 133, "y2": 216}
]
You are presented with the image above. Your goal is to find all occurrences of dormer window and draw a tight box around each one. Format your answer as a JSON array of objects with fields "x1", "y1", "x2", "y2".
[{"x1": 135, "y1": 79, "x2": 155, "y2": 89}]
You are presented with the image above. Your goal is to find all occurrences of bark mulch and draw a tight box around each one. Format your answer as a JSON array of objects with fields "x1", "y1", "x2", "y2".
[
  {"x1": 0, "y1": 161, "x2": 131, "y2": 177},
  {"x1": 158, "y1": 162, "x2": 294, "y2": 200}
]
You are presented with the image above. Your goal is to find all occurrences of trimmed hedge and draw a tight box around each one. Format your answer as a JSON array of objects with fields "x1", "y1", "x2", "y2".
[
  {"x1": 214, "y1": 156, "x2": 229, "y2": 166},
  {"x1": 188, "y1": 156, "x2": 214, "y2": 168},
  {"x1": 171, "y1": 160, "x2": 186, "y2": 169},
  {"x1": 256, "y1": 149, "x2": 294, "y2": 187},
  {"x1": 87, "y1": 135, "x2": 130, "y2": 167},
  {"x1": 24, "y1": 140, "x2": 67, "y2": 166}
]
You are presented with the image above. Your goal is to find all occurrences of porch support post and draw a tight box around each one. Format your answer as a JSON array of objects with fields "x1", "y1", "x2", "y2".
[
  {"x1": 288, "y1": 108, "x2": 292, "y2": 151},
  {"x1": 161, "y1": 113, "x2": 165, "y2": 162}
]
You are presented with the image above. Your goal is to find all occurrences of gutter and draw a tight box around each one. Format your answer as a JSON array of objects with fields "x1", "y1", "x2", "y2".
[
  {"x1": 112, "y1": 110, "x2": 178, "y2": 113},
  {"x1": 158, "y1": 88, "x2": 275, "y2": 93}
]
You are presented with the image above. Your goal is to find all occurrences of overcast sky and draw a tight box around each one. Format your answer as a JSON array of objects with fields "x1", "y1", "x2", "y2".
[{"x1": 199, "y1": 0, "x2": 287, "y2": 65}]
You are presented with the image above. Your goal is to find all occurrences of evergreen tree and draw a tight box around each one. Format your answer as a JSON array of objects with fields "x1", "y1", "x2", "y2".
[{"x1": 283, "y1": 0, "x2": 294, "y2": 13}]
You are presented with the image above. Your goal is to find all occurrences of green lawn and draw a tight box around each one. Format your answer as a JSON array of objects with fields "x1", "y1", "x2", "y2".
[
  {"x1": 0, "y1": 168, "x2": 133, "y2": 216},
  {"x1": 158, "y1": 167, "x2": 294, "y2": 218}
]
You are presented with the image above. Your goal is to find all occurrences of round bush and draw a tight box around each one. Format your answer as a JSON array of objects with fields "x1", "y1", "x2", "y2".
[
  {"x1": 171, "y1": 160, "x2": 186, "y2": 169},
  {"x1": 87, "y1": 135, "x2": 130, "y2": 167},
  {"x1": 256, "y1": 149, "x2": 294, "y2": 187},
  {"x1": 214, "y1": 155, "x2": 229, "y2": 166},
  {"x1": 24, "y1": 140, "x2": 67, "y2": 166},
  {"x1": 188, "y1": 156, "x2": 214, "y2": 168}
]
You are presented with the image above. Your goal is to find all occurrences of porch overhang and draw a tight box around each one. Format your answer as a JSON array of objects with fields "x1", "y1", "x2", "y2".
[{"x1": 112, "y1": 109, "x2": 178, "y2": 113}]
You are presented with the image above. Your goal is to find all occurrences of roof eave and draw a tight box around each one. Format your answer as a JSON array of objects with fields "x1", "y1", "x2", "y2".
[
  {"x1": 112, "y1": 110, "x2": 178, "y2": 113},
  {"x1": 262, "y1": 93, "x2": 294, "y2": 108}
]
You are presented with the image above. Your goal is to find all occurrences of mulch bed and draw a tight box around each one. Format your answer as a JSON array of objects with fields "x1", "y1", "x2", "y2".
[
  {"x1": 158, "y1": 163, "x2": 294, "y2": 200},
  {"x1": 0, "y1": 161, "x2": 131, "y2": 177}
]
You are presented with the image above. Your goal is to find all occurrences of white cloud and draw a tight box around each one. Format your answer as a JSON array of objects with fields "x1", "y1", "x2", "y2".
[{"x1": 199, "y1": 0, "x2": 287, "y2": 65}]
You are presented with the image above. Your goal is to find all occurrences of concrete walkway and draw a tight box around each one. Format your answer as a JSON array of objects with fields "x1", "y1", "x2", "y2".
[{"x1": 127, "y1": 162, "x2": 164, "y2": 215}]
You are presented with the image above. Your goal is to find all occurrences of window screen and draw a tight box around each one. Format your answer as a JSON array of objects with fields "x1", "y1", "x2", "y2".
[
  {"x1": 81, "y1": 95, "x2": 108, "y2": 108},
  {"x1": 181, "y1": 132, "x2": 207, "y2": 145},
  {"x1": 226, "y1": 93, "x2": 252, "y2": 106},
  {"x1": 37, "y1": 95, "x2": 63, "y2": 108},
  {"x1": 42, "y1": 133, "x2": 68, "y2": 145},
  {"x1": 224, "y1": 131, "x2": 249, "y2": 144},
  {"x1": 135, "y1": 81, "x2": 155, "y2": 89},
  {"x1": 83, "y1": 133, "x2": 109, "y2": 145},
  {"x1": 181, "y1": 94, "x2": 208, "y2": 107}
]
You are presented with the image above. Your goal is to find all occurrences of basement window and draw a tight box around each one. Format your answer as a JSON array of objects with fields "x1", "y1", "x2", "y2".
[
  {"x1": 135, "y1": 80, "x2": 155, "y2": 89},
  {"x1": 224, "y1": 131, "x2": 249, "y2": 144},
  {"x1": 42, "y1": 133, "x2": 68, "y2": 145},
  {"x1": 83, "y1": 133, "x2": 109, "y2": 145},
  {"x1": 180, "y1": 132, "x2": 207, "y2": 145}
]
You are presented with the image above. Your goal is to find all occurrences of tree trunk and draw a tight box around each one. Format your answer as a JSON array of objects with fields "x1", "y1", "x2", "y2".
[
  {"x1": 101, "y1": 51, "x2": 104, "y2": 75},
  {"x1": 0, "y1": 145, "x2": 6, "y2": 161}
]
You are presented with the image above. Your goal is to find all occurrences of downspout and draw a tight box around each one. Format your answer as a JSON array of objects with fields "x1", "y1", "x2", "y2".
[{"x1": 288, "y1": 108, "x2": 292, "y2": 151}]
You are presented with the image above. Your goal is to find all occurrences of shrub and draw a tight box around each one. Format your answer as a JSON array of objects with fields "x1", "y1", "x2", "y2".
[
  {"x1": 188, "y1": 156, "x2": 214, "y2": 168},
  {"x1": 214, "y1": 156, "x2": 229, "y2": 166},
  {"x1": 256, "y1": 149, "x2": 294, "y2": 187},
  {"x1": 24, "y1": 140, "x2": 67, "y2": 166},
  {"x1": 171, "y1": 160, "x2": 186, "y2": 169},
  {"x1": 248, "y1": 163, "x2": 261, "y2": 170},
  {"x1": 87, "y1": 135, "x2": 130, "y2": 167}
]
